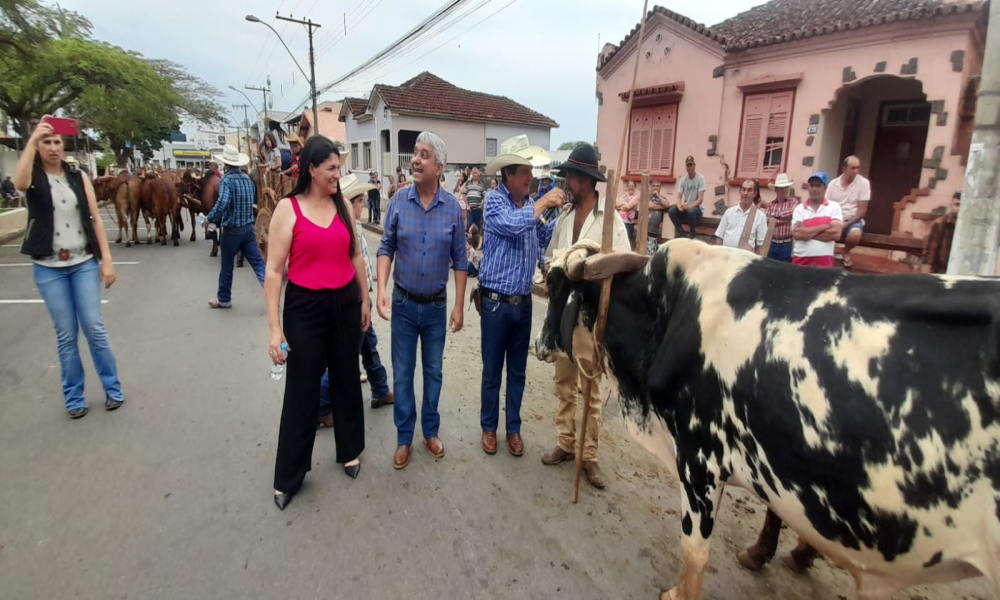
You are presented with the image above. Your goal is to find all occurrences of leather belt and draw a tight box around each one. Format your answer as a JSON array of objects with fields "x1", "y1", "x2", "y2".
[
  {"x1": 396, "y1": 285, "x2": 446, "y2": 304},
  {"x1": 481, "y1": 288, "x2": 528, "y2": 305}
]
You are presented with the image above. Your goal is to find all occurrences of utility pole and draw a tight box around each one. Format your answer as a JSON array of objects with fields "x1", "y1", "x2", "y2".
[
  {"x1": 275, "y1": 14, "x2": 322, "y2": 136},
  {"x1": 245, "y1": 84, "x2": 270, "y2": 121},
  {"x1": 948, "y1": 0, "x2": 1000, "y2": 276},
  {"x1": 234, "y1": 103, "x2": 252, "y2": 157}
]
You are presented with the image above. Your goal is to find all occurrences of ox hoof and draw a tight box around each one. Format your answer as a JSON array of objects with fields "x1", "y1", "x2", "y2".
[
  {"x1": 780, "y1": 553, "x2": 811, "y2": 574},
  {"x1": 173, "y1": 240, "x2": 179, "y2": 247},
  {"x1": 737, "y1": 549, "x2": 766, "y2": 571},
  {"x1": 126, "y1": 242, "x2": 132, "y2": 248},
  {"x1": 660, "y1": 588, "x2": 680, "y2": 600}
]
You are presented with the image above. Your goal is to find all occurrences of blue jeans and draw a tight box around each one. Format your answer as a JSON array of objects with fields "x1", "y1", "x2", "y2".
[
  {"x1": 768, "y1": 241, "x2": 792, "y2": 262},
  {"x1": 468, "y1": 207, "x2": 483, "y2": 231},
  {"x1": 480, "y1": 296, "x2": 532, "y2": 434},
  {"x1": 33, "y1": 259, "x2": 123, "y2": 411},
  {"x1": 319, "y1": 301, "x2": 390, "y2": 415},
  {"x1": 217, "y1": 224, "x2": 265, "y2": 304},
  {"x1": 391, "y1": 287, "x2": 447, "y2": 446},
  {"x1": 667, "y1": 205, "x2": 703, "y2": 238}
]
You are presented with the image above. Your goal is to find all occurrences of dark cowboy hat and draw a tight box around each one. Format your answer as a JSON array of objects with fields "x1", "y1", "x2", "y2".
[{"x1": 552, "y1": 143, "x2": 606, "y2": 182}]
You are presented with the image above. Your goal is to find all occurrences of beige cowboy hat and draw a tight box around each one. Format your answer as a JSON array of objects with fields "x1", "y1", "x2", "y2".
[
  {"x1": 768, "y1": 173, "x2": 795, "y2": 189},
  {"x1": 217, "y1": 144, "x2": 250, "y2": 167},
  {"x1": 339, "y1": 173, "x2": 376, "y2": 201},
  {"x1": 286, "y1": 132, "x2": 301, "y2": 144},
  {"x1": 485, "y1": 134, "x2": 551, "y2": 176},
  {"x1": 65, "y1": 156, "x2": 79, "y2": 165}
]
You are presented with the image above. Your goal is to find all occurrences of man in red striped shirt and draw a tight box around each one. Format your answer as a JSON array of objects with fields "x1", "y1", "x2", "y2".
[{"x1": 791, "y1": 172, "x2": 843, "y2": 267}]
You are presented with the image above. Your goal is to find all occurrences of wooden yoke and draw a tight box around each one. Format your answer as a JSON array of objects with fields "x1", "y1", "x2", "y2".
[{"x1": 572, "y1": 0, "x2": 651, "y2": 504}]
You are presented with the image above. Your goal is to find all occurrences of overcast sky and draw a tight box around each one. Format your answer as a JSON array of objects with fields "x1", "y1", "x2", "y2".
[{"x1": 56, "y1": 0, "x2": 764, "y2": 147}]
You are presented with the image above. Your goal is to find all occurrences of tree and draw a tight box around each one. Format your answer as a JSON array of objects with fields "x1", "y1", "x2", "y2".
[
  {"x1": 0, "y1": 0, "x2": 225, "y2": 166},
  {"x1": 558, "y1": 141, "x2": 590, "y2": 151}
]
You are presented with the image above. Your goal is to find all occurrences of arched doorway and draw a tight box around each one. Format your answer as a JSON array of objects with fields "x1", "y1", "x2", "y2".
[{"x1": 821, "y1": 76, "x2": 929, "y2": 234}]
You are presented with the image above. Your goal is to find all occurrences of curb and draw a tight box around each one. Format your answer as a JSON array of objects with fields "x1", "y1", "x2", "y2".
[
  {"x1": 0, "y1": 228, "x2": 25, "y2": 246},
  {"x1": 361, "y1": 223, "x2": 384, "y2": 236}
]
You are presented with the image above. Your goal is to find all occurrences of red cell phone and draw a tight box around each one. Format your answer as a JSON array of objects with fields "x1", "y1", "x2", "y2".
[{"x1": 43, "y1": 116, "x2": 78, "y2": 137}]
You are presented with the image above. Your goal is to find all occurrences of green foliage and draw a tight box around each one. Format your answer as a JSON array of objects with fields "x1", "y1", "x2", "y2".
[
  {"x1": 95, "y1": 152, "x2": 116, "y2": 173},
  {"x1": 0, "y1": 0, "x2": 225, "y2": 166},
  {"x1": 557, "y1": 141, "x2": 590, "y2": 151}
]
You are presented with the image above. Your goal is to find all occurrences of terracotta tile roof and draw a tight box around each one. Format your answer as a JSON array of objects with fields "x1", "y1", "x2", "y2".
[
  {"x1": 344, "y1": 97, "x2": 368, "y2": 117},
  {"x1": 372, "y1": 72, "x2": 557, "y2": 128},
  {"x1": 619, "y1": 81, "x2": 685, "y2": 100},
  {"x1": 713, "y1": 0, "x2": 987, "y2": 51},
  {"x1": 598, "y1": 0, "x2": 986, "y2": 70}
]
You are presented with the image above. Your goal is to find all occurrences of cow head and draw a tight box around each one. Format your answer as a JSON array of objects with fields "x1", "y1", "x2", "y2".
[{"x1": 535, "y1": 240, "x2": 649, "y2": 363}]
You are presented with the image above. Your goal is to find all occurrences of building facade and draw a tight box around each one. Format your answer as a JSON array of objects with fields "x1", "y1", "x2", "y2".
[{"x1": 595, "y1": 1, "x2": 987, "y2": 243}]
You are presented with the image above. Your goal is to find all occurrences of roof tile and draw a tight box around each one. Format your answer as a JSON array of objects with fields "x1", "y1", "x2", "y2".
[{"x1": 373, "y1": 72, "x2": 557, "y2": 128}]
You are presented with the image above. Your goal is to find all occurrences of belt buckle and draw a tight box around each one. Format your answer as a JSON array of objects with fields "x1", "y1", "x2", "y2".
[{"x1": 509, "y1": 295, "x2": 521, "y2": 305}]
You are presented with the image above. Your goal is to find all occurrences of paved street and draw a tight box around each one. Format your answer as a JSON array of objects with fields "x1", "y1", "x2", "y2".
[{"x1": 0, "y1": 214, "x2": 991, "y2": 600}]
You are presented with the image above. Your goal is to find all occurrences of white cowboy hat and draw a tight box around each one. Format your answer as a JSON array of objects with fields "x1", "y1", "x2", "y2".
[
  {"x1": 217, "y1": 144, "x2": 250, "y2": 167},
  {"x1": 485, "y1": 135, "x2": 551, "y2": 176},
  {"x1": 768, "y1": 173, "x2": 795, "y2": 189},
  {"x1": 339, "y1": 173, "x2": 376, "y2": 200},
  {"x1": 65, "y1": 156, "x2": 79, "y2": 165}
]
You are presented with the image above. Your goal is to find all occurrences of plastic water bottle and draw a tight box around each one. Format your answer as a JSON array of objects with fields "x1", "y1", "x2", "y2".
[
  {"x1": 196, "y1": 213, "x2": 206, "y2": 227},
  {"x1": 270, "y1": 343, "x2": 287, "y2": 381}
]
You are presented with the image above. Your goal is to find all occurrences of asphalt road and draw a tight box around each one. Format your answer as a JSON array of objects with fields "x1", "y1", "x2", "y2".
[{"x1": 0, "y1": 213, "x2": 991, "y2": 600}]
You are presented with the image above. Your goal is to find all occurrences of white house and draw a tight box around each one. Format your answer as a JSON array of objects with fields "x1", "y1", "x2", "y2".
[{"x1": 339, "y1": 72, "x2": 557, "y2": 188}]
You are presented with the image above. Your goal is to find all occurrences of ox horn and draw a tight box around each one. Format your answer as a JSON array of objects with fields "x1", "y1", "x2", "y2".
[{"x1": 581, "y1": 251, "x2": 650, "y2": 280}]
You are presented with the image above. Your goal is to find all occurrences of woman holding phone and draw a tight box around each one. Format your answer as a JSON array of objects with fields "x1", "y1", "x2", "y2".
[{"x1": 14, "y1": 116, "x2": 124, "y2": 419}]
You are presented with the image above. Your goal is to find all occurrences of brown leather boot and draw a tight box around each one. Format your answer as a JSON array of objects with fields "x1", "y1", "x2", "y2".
[
  {"x1": 393, "y1": 445, "x2": 411, "y2": 470},
  {"x1": 541, "y1": 446, "x2": 575, "y2": 465},
  {"x1": 317, "y1": 414, "x2": 333, "y2": 429},
  {"x1": 424, "y1": 436, "x2": 445, "y2": 459},
  {"x1": 506, "y1": 433, "x2": 524, "y2": 457},
  {"x1": 371, "y1": 391, "x2": 394, "y2": 409},
  {"x1": 481, "y1": 431, "x2": 498, "y2": 454},
  {"x1": 582, "y1": 461, "x2": 606, "y2": 489}
]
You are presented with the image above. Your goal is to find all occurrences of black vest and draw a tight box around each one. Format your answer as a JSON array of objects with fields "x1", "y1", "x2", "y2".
[{"x1": 20, "y1": 163, "x2": 101, "y2": 261}]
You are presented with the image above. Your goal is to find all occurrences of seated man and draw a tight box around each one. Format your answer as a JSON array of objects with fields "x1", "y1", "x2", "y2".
[{"x1": 826, "y1": 155, "x2": 870, "y2": 268}]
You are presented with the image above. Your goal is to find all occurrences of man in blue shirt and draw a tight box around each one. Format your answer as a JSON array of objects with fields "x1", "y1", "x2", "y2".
[
  {"x1": 478, "y1": 149, "x2": 562, "y2": 456},
  {"x1": 376, "y1": 132, "x2": 468, "y2": 470},
  {"x1": 206, "y1": 145, "x2": 265, "y2": 309}
]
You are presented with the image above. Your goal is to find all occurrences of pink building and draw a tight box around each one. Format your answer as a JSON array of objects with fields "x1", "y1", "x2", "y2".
[{"x1": 595, "y1": 0, "x2": 987, "y2": 254}]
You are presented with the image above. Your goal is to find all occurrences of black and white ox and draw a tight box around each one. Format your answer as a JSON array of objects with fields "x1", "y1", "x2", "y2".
[{"x1": 534, "y1": 238, "x2": 1000, "y2": 600}]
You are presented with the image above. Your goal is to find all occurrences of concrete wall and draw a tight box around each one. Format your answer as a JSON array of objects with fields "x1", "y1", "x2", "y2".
[
  {"x1": 394, "y1": 115, "x2": 486, "y2": 166},
  {"x1": 483, "y1": 124, "x2": 552, "y2": 157},
  {"x1": 596, "y1": 13, "x2": 981, "y2": 238},
  {"x1": 596, "y1": 14, "x2": 725, "y2": 208}
]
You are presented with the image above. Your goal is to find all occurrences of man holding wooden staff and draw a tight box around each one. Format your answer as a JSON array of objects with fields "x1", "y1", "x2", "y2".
[{"x1": 540, "y1": 144, "x2": 630, "y2": 489}]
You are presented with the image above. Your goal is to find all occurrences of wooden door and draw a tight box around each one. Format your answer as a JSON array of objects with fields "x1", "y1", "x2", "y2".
[{"x1": 866, "y1": 103, "x2": 930, "y2": 234}]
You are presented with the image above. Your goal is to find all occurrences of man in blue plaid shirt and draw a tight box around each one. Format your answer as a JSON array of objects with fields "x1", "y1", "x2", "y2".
[
  {"x1": 206, "y1": 145, "x2": 266, "y2": 309},
  {"x1": 377, "y1": 132, "x2": 467, "y2": 470}
]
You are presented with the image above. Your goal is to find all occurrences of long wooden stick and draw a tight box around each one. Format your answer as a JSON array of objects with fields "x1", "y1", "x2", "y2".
[
  {"x1": 759, "y1": 217, "x2": 777, "y2": 257},
  {"x1": 636, "y1": 174, "x2": 651, "y2": 255},
  {"x1": 572, "y1": 0, "x2": 650, "y2": 503}
]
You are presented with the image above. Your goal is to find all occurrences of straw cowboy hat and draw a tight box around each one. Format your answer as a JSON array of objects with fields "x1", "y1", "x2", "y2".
[
  {"x1": 339, "y1": 173, "x2": 376, "y2": 200},
  {"x1": 286, "y1": 132, "x2": 301, "y2": 145},
  {"x1": 217, "y1": 144, "x2": 250, "y2": 167},
  {"x1": 767, "y1": 173, "x2": 795, "y2": 189},
  {"x1": 551, "y1": 143, "x2": 606, "y2": 182},
  {"x1": 485, "y1": 134, "x2": 551, "y2": 176}
]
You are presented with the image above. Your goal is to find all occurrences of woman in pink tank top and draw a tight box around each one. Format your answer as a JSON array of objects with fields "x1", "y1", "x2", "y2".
[{"x1": 263, "y1": 136, "x2": 371, "y2": 510}]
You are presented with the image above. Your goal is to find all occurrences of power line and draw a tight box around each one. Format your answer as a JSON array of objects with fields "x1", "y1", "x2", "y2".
[{"x1": 249, "y1": 0, "x2": 304, "y2": 86}]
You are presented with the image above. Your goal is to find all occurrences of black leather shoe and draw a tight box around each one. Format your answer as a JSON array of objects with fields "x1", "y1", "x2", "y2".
[
  {"x1": 105, "y1": 395, "x2": 123, "y2": 411},
  {"x1": 344, "y1": 462, "x2": 361, "y2": 479},
  {"x1": 273, "y1": 491, "x2": 293, "y2": 510},
  {"x1": 68, "y1": 407, "x2": 88, "y2": 419}
]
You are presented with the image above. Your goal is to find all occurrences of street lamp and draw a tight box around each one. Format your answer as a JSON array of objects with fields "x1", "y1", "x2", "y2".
[
  {"x1": 228, "y1": 85, "x2": 260, "y2": 117},
  {"x1": 245, "y1": 13, "x2": 321, "y2": 135}
]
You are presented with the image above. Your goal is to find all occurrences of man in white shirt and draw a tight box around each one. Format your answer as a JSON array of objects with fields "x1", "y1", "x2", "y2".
[
  {"x1": 715, "y1": 179, "x2": 768, "y2": 251},
  {"x1": 825, "y1": 155, "x2": 870, "y2": 268},
  {"x1": 792, "y1": 172, "x2": 844, "y2": 267},
  {"x1": 540, "y1": 144, "x2": 629, "y2": 490}
]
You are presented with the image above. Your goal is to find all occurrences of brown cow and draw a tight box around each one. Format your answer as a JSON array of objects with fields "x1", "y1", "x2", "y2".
[
  {"x1": 139, "y1": 173, "x2": 180, "y2": 246},
  {"x1": 185, "y1": 168, "x2": 222, "y2": 256}
]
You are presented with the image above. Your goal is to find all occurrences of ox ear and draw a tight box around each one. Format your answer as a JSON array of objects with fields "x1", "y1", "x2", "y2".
[
  {"x1": 582, "y1": 251, "x2": 649, "y2": 280},
  {"x1": 560, "y1": 288, "x2": 584, "y2": 363}
]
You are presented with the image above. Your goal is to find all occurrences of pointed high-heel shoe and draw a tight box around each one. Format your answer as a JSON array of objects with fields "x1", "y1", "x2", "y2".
[{"x1": 273, "y1": 491, "x2": 294, "y2": 510}]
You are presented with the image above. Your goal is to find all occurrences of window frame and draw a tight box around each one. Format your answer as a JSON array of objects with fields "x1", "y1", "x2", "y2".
[
  {"x1": 734, "y1": 89, "x2": 796, "y2": 184},
  {"x1": 625, "y1": 103, "x2": 679, "y2": 181}
]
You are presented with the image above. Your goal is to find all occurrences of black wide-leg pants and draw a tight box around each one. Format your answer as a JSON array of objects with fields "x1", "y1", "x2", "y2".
[{"x1": 273, "y1": 280, "x2": 365, "y2": 494}]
